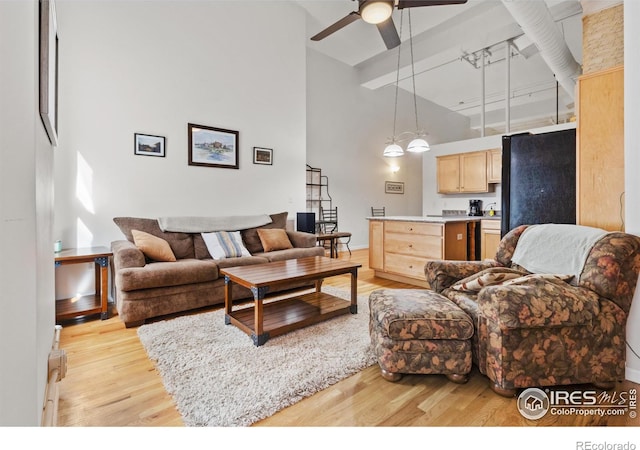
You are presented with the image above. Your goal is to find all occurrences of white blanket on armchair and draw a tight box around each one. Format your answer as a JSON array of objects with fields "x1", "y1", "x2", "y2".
[{"x1": 511, "y1": 223, "x2": 607, "y2": 280}]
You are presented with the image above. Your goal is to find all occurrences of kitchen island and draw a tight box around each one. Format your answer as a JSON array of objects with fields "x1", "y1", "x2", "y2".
[{"x1": 367, "y1": 215, "x2": 499, "y2": 287}]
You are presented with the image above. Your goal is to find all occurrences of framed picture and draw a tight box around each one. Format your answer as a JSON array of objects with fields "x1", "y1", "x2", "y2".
[
  {"x1": 134, "y1": 133, "x2": 166, "y2": 157},
  {"x1": 39, "y1": 0, "x2": 59, "y2": 146},
  {"x1": 253, "y1": 147, "x2": 273, "y2": 165},
  {"x1": 188, "y1": 123, "x2": 239, "y2": 169},
  {"x1": 385, "y1": 181, "x2": 404, "y2": 194}
]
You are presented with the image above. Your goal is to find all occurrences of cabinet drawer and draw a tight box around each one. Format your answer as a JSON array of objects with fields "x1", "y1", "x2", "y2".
[
  {"x1": 384, "y1": 254, "x2": 428, "y2": 280},
  {"x1": 385, "y1": 221, "x2": 443, "y2": 236},
  {"x1": 481, "y1": 219, "x2": 501, "y2": 231},
  {"x1": 384, "y1": 232, "x2": 442, "y2": 258}
]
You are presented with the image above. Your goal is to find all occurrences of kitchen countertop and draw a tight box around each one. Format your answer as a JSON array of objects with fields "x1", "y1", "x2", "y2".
[{"x1": 366, "y1": 215, "x2": 501, "y2": 223}]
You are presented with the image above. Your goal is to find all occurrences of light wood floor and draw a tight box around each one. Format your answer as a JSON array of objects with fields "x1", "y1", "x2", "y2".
[{"x1": 57, "y1": 248, "x2": 639, "y2": 427}]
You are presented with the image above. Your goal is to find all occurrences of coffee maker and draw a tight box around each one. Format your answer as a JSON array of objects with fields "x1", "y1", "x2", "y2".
[{"x1": 469, "y1": 199, "x2": 483, "y2": 216}]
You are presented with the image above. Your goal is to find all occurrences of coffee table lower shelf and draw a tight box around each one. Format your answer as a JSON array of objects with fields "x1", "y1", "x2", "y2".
[{"x1": 225, "y1": 291, "x2": 356, "y2": 346}]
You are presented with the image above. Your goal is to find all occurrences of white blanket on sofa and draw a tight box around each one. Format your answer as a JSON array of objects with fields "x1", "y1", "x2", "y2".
[
  {"x1": 511, "y1": 223, "x2": 607, "y2": 280},
  {"x1": 158, "y1": 215, "x2": 272, "y2": 233}
]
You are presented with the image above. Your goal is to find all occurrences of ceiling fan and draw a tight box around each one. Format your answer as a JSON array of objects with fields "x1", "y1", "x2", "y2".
[{"x1": 310, "y1": 0, "x2": 468, "y2": 50}]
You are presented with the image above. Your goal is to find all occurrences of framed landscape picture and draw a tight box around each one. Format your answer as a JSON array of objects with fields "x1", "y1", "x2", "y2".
[
  {"x1": 134, "y1": 133, "x2": 165, "y2": 157},
  {"x1": 253, "y1": 147, "x2": 273, "y2": 165},
  {"x1": 188, "y1": 123, "x2": 239, "y2": 169},
  {"x1": 385, "y1": 181, "x2": 404, "y2": 194}
]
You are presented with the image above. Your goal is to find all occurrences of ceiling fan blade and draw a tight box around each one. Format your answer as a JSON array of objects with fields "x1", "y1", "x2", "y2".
[
  {"x1": 376, "y1": 17, "x2": 401, "y2": 50},
  {"x1": 397, "y1": 0, "x2": 468, "y2": 9},
  {"x1": 310, "y1": 11, "x2": 361, "y2": 41}
]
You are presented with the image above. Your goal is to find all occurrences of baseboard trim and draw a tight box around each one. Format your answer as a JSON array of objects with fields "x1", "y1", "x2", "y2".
[
  {"x1": 625, "y1": 361, "x2": 640, "y2": 384},
  {"x1": 373, "y1": 270, "x2": 430, "y2": 288},
  {"x1": 42, "y1": 325, "x2": 65, "y2": 427}
]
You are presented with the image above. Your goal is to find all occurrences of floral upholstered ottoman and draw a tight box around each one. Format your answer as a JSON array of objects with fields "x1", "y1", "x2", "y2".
[{"x1": 369, "y1": 289, "x2": 474, "y2": 383}]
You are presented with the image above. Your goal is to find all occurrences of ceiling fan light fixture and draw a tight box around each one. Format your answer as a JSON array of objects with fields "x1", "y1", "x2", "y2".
[
  {"x1": 407, "y1": 137, "x2": 430, "y2": 153},
  {"x1": 361, "y1": 1, "x2": 393, "y2": 24},
  {"x1": 383, "y1": 143, "x2": 404, "y2": 157}
]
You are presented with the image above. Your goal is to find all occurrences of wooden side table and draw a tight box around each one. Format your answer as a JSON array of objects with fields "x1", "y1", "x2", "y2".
[{"x1": 55, "y1": 246, "x2": 112, "y2": 322}]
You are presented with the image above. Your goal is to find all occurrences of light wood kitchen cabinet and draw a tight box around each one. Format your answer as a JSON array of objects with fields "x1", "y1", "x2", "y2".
[
  {"x1": 481, "y1": 219, "x2": 501, "y2": 260},
  {"x1": 369, "y1": 219, "x2": 467, "y2": 287},
  {"x1": 487, "y1": 148, "x2": 502, "y2": 183},
  {"x1": 369, "y1": 220, "x2": 384, "y2": 270},
  {"x1": 577, "y1": 66, "x2": 624, "y2": 231},
  {"x1": 437, "y1": 150, "x2": 489, "y2": 194}
]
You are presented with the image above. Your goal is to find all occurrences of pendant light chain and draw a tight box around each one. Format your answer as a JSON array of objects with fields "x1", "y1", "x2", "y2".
[
  {"x1": 383, "y1": 8, "x2": 429, "y2": 157},
  {"x1": 409, "y1": 10, "x2": 419, "y2": 132},
  {"x1": 391, "y1": 11, "x2": 404, "y2": 141}
]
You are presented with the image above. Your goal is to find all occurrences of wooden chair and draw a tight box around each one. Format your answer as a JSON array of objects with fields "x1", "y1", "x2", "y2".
[{"x1": 371, "y1": 206, "x2": 385, "y2": 217}]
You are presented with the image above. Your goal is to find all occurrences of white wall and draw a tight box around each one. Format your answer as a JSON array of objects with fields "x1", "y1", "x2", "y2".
[
  {"x1": 624, "y1": 0, "x2": 640, "y2": 383},
  {"x1": 54, "y1": 0, "x2": 308, "y2": 250},
  {"x1": 306, "y1": 48, "x2": 472, "y2": 249},
  {"x1": 423, "y1": 122, "x2": 577, "y2": 216},
  {"x1": 0, "y1": 0, "x2": 56, "y2": 425}
]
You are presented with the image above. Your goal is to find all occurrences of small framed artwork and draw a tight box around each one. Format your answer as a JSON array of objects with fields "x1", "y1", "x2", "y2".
[
  {"x1": 253, "y1": 147, "x2": 273, "y2": 165},
  {"x1": 134, "y1": 133, "x2": 166, "y2": 157},
  {"x1": 385, "y1": 181, "x2": 404, "y2": 194},
  {"x1": 188, "y1": 123, "x2": 239, "y2": 169},
  {"x1": 39, "y1": 0, "x2": 59, "y2": 146}
]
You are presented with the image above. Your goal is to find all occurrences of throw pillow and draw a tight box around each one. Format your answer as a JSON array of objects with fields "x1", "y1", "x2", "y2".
[
  {"x1": 450, "y1": 268, "x2": 527, "y2": 293},
  {"x1": 131, "y1": 229, "x2": 177, "y2": 262},
  {"x1": 113, "y1": 217, "x2": 195, "y2": 259},
  {"x1": 257, "y1": 228, "x2": 293, "y2": 252},
  {"x1": 241, "y1": 212, "x2": 288, "y2": 254},
  {"x1": 201, "y1": 231, "x2": 251, "y2": 260}
]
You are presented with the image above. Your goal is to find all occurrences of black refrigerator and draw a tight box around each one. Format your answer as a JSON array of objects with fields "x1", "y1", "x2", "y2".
[{"x1": 501, "y1": 129, "x2": 576, "y2": 237}]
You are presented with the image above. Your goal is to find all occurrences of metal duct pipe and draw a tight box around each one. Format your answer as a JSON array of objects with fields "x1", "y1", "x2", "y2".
[
  {"x1": 481, "y1": 49, "x2": 485, "y2": 137},
  {"x1": 501, "y1": 0, "x2": 581, "y2": 99},
  {"x1": 505, "y1": 41, "x2": 511, "y2": 133}
]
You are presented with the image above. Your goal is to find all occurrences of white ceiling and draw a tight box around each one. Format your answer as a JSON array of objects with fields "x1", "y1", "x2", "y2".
[{"x1": 298, "y1": 0, "x2": 591, "y2": 135}]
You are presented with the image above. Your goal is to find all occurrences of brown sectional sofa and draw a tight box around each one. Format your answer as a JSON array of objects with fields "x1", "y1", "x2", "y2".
[{"x1": 111, "y1": 212, "x2": 325, "y2": 327}]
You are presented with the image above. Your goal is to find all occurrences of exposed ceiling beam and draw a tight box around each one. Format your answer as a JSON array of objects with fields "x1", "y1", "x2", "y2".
[{"x1": 355, "y1": 0, "x2": 583, "y2": 93}]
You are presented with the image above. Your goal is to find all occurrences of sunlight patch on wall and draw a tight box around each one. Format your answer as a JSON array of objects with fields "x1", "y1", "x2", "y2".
[
  {"x1": 76, "y1": 217, "x2": 94, "y2": 248},
  {"x1": 76, "y1": 151, "x2": 95, "y2": 214}
]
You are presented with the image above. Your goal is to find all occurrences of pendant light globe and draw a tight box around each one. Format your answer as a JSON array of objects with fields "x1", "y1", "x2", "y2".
[
  {"x1": 383, "y1": 143, "x2": 404, "y2": 157},
  {"x1": 407, "y1": 137, "x2": 430, "y2": 153}
]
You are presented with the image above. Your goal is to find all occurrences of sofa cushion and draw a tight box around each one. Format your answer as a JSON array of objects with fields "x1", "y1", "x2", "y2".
[
  {"x1": 116, "y1": 259, "x2": 219, "y2": 292},
  {"x1": 241, "y1": 212, "x2": 288, "y2": 254},
  {"x1": 201, "y1": 231, "x2": 251, "y2": 260},
  {"x1": 114, "y1": 217, "x2": 195, "y2": 259},
  {"x1": 257, "y1": 228, "x2": 293, "y2": 252},
  {"x1": 254, "y1": 246, "x2": 325, "y2": 262},
  {"x1": 214, "y1": 255, "x2": 270, "y2": 269},
  {"x1": 132, "y1": 230, "x2": 176, "y2": 262}
]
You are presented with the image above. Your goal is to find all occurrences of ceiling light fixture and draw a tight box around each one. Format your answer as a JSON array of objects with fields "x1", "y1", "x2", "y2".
[
  {"x1": 383, "y1": 9, "x2": 430, "y2": 158},
  {"x1": 360, "y1": 1, "x2": 393, "y2": 25}
]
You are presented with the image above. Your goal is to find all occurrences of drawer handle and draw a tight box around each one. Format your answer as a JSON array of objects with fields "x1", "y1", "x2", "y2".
[
  {"x1": 408, "y1": 244, "x2": 413, "y2": 248},
  {"x1": 409, "y1": 265, "x2": 413, "y2": 269},
  {"x1": 408, "y1": 227, "x2": 413, "y2": 231}
]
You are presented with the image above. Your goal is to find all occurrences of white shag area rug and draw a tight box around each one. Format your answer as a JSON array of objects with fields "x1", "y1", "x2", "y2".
[{"x1": 137, "y1": 286, "x2": 377, "y2": 427}]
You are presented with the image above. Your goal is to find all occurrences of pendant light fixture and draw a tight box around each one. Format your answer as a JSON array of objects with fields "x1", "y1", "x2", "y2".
[{"x1": 383, "y1": 9, "x2": 430, "y2": 157}]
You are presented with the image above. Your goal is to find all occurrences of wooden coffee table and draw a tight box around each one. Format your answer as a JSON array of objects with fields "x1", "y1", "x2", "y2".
[{"x1": 220, "y1": 256, "x2": 361, "y2": 346}]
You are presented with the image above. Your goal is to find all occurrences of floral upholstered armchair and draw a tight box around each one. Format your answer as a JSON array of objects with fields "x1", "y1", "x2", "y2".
[{"x1": 424, "y1": 224, "x2": 640, "y2": 397}]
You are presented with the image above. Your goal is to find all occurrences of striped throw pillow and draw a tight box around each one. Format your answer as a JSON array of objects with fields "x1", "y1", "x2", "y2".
[{"x1": 201, "y1": 231, "x2": 251, "y2": 260}]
